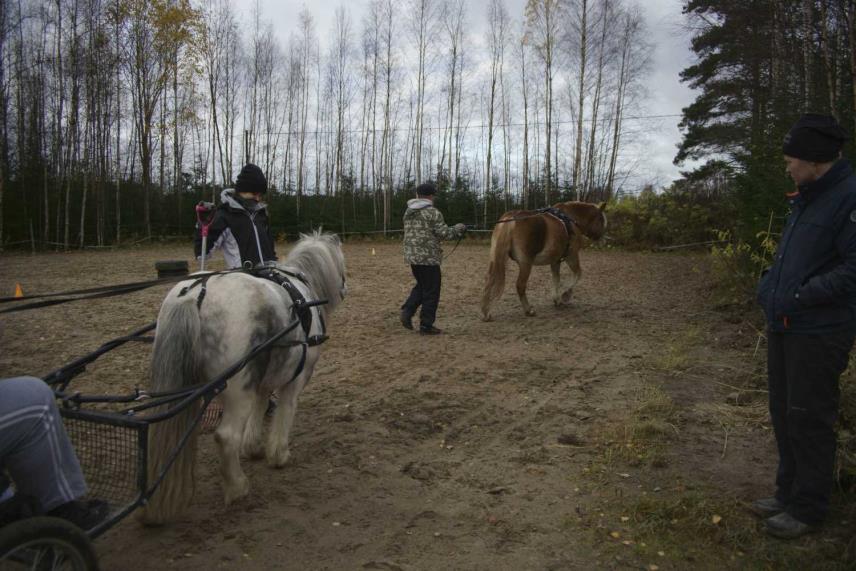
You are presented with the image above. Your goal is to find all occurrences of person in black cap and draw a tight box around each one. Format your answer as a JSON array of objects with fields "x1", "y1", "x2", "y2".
[
  {"x1": 194, "y1": 163, "x2": 277, "y2": 268},
  {"x1": 400, "y1": 182, "x2": 467, "y2": 335},
  {"x1": 754, "y1": 113, "x2": 856, "y2": 538}
]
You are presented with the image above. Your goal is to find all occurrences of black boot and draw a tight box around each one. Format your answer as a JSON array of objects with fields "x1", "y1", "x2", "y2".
[
  {"x1": 48, "y1": 499, "x2": 110, "y2": 530},
  {"x1": 749, "y1": 497, "x2": 786, "y2": 518},
  {"x1": 764, "y1": 512, "x2": 815, "y2": 539}
]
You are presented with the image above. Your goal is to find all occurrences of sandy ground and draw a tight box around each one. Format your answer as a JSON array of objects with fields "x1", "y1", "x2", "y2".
[{"x1": 1, "y1": 240, "x2": 852, "y2": 570}]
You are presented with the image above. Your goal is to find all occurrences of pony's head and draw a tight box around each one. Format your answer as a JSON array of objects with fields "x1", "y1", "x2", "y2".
[
  {"x1": 564, "y1": 201, "x2": 607, "y2": 242},
  {"x1": 283, "y1": 230, "x2": 347, "y2": 311}
]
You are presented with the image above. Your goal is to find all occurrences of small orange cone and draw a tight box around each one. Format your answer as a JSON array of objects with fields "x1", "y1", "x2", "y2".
[{"x1": 14, "y1": 284, "x2": 23, "y2": 298}]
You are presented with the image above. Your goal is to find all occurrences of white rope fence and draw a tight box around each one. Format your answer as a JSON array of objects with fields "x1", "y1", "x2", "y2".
[{"x1": 336, "y1": 228, "x2": 493, "y2": 237}]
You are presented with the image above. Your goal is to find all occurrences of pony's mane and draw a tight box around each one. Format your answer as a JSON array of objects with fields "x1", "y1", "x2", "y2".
[{"x1": 280, "y1": 230, "x2": 345, "y2": 311}]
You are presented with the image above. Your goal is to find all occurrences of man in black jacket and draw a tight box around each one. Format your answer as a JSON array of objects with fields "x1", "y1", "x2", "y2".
[
  {"x1": 754, "y1": 113, "x2": 856, "y2": 538},
  {"x1": 194, "y1": 163, "x2": 277, "y2": 268}
]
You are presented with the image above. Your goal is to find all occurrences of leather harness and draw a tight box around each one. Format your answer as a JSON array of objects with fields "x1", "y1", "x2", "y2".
[
  {"x1": 176, "y1": 266, "x2": 330, "y2": 387},
  {"x1": 538, "y1": 207, "x2": 577, "y2": 238}
]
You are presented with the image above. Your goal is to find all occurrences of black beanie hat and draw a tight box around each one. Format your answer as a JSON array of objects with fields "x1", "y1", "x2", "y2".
[
  {"x1": 782, "y1": 113, "x2": 849, "y2": 162},
  {"x1": 415, "y1": 182, "x2": 437, "y2": 196},
  {"x1": 235, "y1": 163, "x2": 268, "y2": 195}
]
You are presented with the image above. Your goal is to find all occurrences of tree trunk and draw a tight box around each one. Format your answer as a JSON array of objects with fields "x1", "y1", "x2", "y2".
[
  {"x1": 573, "y1": 0, "x2": 588, "y2": 195},
  {"x1": 520, "y1": 38, "x2": 530, "y2": 209},
  {"x1": 803, "y1": 0, "x2": 813, "y2": 110}
]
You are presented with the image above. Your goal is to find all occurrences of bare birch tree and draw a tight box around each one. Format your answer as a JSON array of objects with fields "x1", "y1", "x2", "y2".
[
  {"x1": 408, "y1": 0, "x2": 439, "y2": 185},
  {"x1": 525, "y1": 0, "x2": 561, "y2": 204},
  {"x1": 484, "y1": 0, "x2": 508, "y2": 221}
]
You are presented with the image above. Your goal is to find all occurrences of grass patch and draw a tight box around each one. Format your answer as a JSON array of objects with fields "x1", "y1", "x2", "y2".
[
  {"x1": 650, "y1": 327, "x2": 702, "y2": 372},
  {"x1": 625, "y1": 491, "x2": 856, "y2": 570},
  {"x1": 592, "y1": 384, "x2": 681, "y2": 473},
  {"x1": 580, "y1": 379, "x2": 856, "y2": 569}
]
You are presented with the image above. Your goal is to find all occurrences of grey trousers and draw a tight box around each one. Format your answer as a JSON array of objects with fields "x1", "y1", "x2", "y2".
[{"x1": 0, "y1": 376, "x2": 86, "y2": 512}]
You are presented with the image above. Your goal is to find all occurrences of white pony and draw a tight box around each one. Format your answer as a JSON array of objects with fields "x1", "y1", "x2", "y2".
[{"x1": 140, "y1": 231, "x2": 346, "y2": 524}]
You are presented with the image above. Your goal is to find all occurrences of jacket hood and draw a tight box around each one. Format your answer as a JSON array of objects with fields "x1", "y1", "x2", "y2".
[
  {"x1": 221, "y1": 188, "x2": 267, "y2": 213},
  {"x1": 406, "y1": 198, "x2": 433, "y2": 210}
]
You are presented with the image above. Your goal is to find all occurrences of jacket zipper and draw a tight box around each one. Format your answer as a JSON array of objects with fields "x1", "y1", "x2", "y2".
[
  {"x1": 248, "y1": 211, "x2": 265, "y2": 264},
  {"x1": 773, "y1": 203, "x2": 804, "y2": 329}
]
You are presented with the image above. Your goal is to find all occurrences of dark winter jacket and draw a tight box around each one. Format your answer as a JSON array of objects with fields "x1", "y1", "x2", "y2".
[
  {"x1": 757, "y1": 160, "x2": 856, "y2": 333},
  {"x1": 194, "y1": 189, "x2": 277, "y2": 268}
]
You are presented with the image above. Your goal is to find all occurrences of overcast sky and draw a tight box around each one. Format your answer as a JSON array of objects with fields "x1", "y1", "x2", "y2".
[{"x1": 238, "y1": 0, "x2": 697, "y2": 190}]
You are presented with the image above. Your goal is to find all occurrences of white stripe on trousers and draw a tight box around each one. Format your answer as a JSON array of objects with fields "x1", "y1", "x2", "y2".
[{"x1": 0, "y1": 405, "x2": 77, "y2": 503}]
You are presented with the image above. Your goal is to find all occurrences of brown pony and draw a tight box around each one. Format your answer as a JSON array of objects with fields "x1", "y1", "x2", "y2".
[{"x1": 480, "y1": 201, "x2": 607, "y2": 321}]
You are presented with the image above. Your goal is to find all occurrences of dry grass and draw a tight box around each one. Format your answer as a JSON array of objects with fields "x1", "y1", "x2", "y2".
[
  {"x1": 581, "y1": 327, "x2": 856, "y2": 570},
  {"x1": 649, "y1": 329, "x2": 701, "y2": 372}
]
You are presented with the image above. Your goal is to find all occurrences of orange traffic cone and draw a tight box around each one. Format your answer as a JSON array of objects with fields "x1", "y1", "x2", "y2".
[{"x1": 14, "y1": 283, "x2": 23, "y2": 298}]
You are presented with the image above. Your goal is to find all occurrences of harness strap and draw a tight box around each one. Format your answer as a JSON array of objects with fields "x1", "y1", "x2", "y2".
[
  {"x1": 255, "y1": 268, "x2": 314, "y2": 337},
  {"x1": 493, "y1": 207, "x2": 578, "y2": 237},
  {"x1": 537, "y1": 207, "x2": 577, "y2": 237},
  {"x1": 289, "y1": 343, "x2": 307, "y2": 385},
  {"x1": 180, "y1": 266, "x2": 330, "y2": 386},
  {"x1": 177, "y1": 273, "x2": 214, "y2": 309},
  {"x1": 272, "y1": 334, "x2": 325, "y2": 387}
]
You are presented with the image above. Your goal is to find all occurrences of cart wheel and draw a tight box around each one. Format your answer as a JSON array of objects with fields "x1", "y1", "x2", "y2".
[{"x1": 0, "y1": 516, "x2": 98, "y2": 570}]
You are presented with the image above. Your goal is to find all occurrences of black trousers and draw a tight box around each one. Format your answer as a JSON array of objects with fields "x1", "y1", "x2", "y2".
[
  {"x1": 767, "y1": 329, "x2": 855, "y2": 524},
  {"x1": 401, "y1": 265, "x2": 441, "y2": 328}
]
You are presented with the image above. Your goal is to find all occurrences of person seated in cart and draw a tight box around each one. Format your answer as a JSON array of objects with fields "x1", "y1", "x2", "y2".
[
  {"x1": 194, "y1": 163, "x2": 277, "y2": 269},
  {"x1": 0, "y1": 376, "x2": 108, "y2": 530}
]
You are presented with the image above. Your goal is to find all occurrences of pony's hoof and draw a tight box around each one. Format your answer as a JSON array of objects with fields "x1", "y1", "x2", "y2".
[
  {"x1": 267, "y1": 448, "x2": 291, "y2": 469},
  {"x1": 525, "y1": 309, "x2": 536, "y2": 317},
  {"x1": 243, "y1": 443, "x2": 265, "y2": 460},
  {"x1": 224, "y1": 477, "x2": 250, "y2": 505},
  {"x1": 137, "y1": 508, "x2": 167, "y2": 527},
  {"x1": 481, "y1": 314, "x2": 493, "y2": 322}
]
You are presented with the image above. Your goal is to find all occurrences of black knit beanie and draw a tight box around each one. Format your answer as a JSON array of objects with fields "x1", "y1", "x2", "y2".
[
  {"x1": 782, "y1": 113, "x2": 849, "y2": 162},
  {"x1": 235, "y1": 163, "x2": 268, "y2": 195},
  {"x1": 415, "y1": 182, "x2": 437, "y2": 196}
]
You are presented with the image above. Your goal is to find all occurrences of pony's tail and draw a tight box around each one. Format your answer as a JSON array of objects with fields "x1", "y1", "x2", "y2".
[
  {"x1": 139, "y1": 295, "x2": 202, "y2": 526},
  {"x1": 481, "y1": 222, "x2": 513, "y2": 321}
]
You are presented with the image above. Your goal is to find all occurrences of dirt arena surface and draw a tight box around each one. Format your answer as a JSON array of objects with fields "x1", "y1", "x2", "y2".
[{"x1": 2, "y1": 240, "x2": 854, "y2": 569}]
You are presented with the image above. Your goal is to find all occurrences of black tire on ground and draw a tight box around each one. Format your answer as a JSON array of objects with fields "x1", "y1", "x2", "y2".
[
  {"x1": 0, "y1": 516, "x2": 99, "y2": 570},
  {"x1": 154, "y1": 260, "x2": 189, "y2": 278}
]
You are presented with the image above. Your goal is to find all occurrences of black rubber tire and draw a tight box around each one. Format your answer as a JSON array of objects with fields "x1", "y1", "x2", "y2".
[
  {"x1": 0, "y1": 516, "x2": 99, "y2": 570},
  {"x1": 155, "y1": 260, "x2": 189, "y2": 278},
  {"x1": 154, "y1": 260, "x2": 188, "y2": 272}
]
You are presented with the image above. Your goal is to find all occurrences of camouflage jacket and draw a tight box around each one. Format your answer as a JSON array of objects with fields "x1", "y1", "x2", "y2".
[{"x1": 402, "y1": 199, "x2": 463, "y2": 266}]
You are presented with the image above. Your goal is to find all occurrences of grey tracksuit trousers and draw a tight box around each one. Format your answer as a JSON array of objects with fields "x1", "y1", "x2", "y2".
[{"x1": 0, "y1": 376, "x2": 86, "y2": 512}]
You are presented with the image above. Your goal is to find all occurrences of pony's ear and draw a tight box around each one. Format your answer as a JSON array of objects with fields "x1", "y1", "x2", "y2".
[{"x1": 598, "y1": 201, "x2": 607, "y2": 211}]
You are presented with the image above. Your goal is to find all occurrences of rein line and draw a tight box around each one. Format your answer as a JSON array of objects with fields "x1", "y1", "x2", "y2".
[{"x1": 0, "y1": 268, "x2": 249, "y2": 315}]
